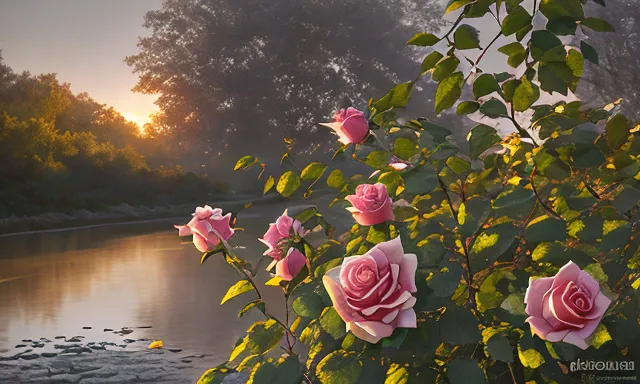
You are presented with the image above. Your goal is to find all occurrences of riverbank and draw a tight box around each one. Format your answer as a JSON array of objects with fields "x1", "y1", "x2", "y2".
[{"x1": 0, "y1": 192, "x2": 293, "y2": 236}]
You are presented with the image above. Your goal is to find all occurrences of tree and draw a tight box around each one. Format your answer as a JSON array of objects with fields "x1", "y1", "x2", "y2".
[{"x1": 126, "y1": 0, "x2": 447, "y2": 174}]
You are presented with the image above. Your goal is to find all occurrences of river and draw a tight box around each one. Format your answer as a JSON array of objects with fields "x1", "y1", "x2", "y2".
[{"x1": 0, "y1": 196, "x2": 348, "y2": 382}]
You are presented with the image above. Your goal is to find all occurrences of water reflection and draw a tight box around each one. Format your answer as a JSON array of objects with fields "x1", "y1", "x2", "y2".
[{"x1": 0, "y1": 197, "x2": 348, "y2": 367}]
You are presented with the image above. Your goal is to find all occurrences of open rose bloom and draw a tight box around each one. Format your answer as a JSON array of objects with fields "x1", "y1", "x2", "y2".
[
  {"x1": 524, "y1": 261, "x2": 612, "y2": 349},
  {"x1": 346, "y1": 183, "x2": 395, "y2": 226},
  {"x1": 259, "y1": 213, "x2": 309, "y2": 281},
  {"x1": 319, "y1": 107, "x2": 369, "y2": 145},
  {"x1": 323, "y1": 236, "x2": 417, "y2": 343},
  {"x1": 175, "y1": 205, "x2": 234, "y2": 252}
]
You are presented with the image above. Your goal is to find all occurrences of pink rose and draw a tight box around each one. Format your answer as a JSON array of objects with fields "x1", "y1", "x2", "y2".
[
  {"x1": 175, "y1": 205, "x2": 234, "y2": 252},
  {"x1": 320, "y1": 107, "x2": 369, "y2": 145},
  {"x1": 322, "y1": 236, "x2": 418, "y2": 343},
  {"x1": 524, "y1": 261, "x2": 612, "y2": 349},
  {"x1": 345, "y1": 183, "x2": 395, "y2": 226},
  {"x1": 259, "y1": 213, "x2": 308, "y2": 264},
  {"x1": 275, "y1": 248, "x2": 307, "y2": 281}
]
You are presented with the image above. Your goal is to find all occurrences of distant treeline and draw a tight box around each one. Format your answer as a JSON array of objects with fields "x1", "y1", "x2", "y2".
[{"x1": 0, "y1": 53, "x2": 225, "y2": 218}]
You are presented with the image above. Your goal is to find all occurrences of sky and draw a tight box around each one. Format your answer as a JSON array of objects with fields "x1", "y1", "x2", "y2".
[{"x1": 0, "y1": 0, "x2": 163, "y2": 127}]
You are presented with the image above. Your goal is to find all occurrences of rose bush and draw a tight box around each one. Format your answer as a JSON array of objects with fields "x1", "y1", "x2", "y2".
[{"x1": 182, "y1": 1, "x2": 640, "y2": 383}]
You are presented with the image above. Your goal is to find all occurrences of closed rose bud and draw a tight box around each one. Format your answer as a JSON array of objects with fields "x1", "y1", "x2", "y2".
[
  {"x1": 320, "y1": 107, "x2": 369, "y2": 145},
  {"x1": 175, "y1": 205, "x2": 234, "y2": 252},
  {"x1": 345, "y1": 183, "x2": 395, "y2": 226},
  {"x1": 275, "y1": 248, "x2": 307, "y2": 281}
]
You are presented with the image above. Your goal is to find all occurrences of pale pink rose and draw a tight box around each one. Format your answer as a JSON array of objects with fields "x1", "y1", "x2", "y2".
[
  {"x1": 322, "y1": 236, "x2": 418, "y2": 343},
  {"x1": 259, "y1": 213, "x2": 309, "y2": 266},
  {"x1": 524, "y1": 261, "x2": 612, "y2": 350},
  {"x1": 345, "y1": 183, "x2": 395, "y2": 226},
  {"x1": 175, "y1": 205, "x2": 234, "y2": 252},
  {"x1": 275, "y1": 248, "x2": 307, "y2": 281},
  {"x1": 320, "y1": 107, "x2": 369, "y2": 145}
]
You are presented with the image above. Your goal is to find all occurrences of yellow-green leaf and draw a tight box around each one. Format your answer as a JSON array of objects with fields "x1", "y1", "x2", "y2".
[{"x1": 221, "y1": 280, "x2": 254, "y2": 305}]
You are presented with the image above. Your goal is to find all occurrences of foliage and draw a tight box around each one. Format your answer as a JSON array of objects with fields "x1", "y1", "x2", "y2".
[
  {"x1": 0, "y1": 55, "x2": 220, "y2": 218},
  {"x1": 188, "y1": 1, "x2": 640, "y2": 383}
]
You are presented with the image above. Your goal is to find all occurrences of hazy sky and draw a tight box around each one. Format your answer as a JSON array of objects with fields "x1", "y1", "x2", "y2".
[{"x1": 0, "y1": 0, "x2": 163, "y2": 126}]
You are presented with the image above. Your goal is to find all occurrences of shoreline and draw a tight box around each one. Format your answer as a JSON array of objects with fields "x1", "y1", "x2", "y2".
[{"x1": 0, "y1": 193, "x2": 290, "y2": 237}]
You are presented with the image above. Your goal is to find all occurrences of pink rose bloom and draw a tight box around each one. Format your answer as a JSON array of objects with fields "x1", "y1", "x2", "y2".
[
  {"x1": 259, "y1": 213, "x2": 308, "y2": 267},
  {"x1": 275, "y1": 248, "x2": 307, "y2": 281},
  {"x1": 323, "y1": 236, "x2": 418, "y2": 343},
  {"x1": 346, "y1": 183, "x2": 395, "y2": 226},
  {"x1": 320, "y1": 107, "x2": 369, "y2": 145},
  {"x1": 524, "y1": 261, "x2": 612, "y2": 349},
  {"x1": 175, "y1": 205, "x2": 234, "y2": 252}
]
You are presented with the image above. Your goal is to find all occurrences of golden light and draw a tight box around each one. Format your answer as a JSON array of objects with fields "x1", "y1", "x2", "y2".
[{"x1": 121, "y1": 112, "x2": 150, "y2": 133}]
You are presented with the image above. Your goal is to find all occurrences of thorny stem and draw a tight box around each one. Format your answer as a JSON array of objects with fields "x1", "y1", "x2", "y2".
[
  {"x1": 473, "y1": 31, "x2": 502, "y2": 69},
  {"x1": 530, "y1": 166, "x2": 562, "y2": 219},
  {"x1": 462, "y1": 241, "x2": 477, "y2": 309},
  {"x1": 508, "y1": 363, "x2": 518, "y2": 384},
  {"x1": 509, "y1": 103, "x2": 539, "y2": 147},
  {"x1": 438, "y1": 175, "x2": 458, "y2": 218},
  {"x1": 582, "y1": 174, "x2": 601, "y2": 200}
]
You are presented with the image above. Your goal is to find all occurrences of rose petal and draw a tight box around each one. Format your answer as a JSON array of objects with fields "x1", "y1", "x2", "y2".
[
  {"x1": 562, "y1": 331, "x2": 590, "y2": 350},
  {"x1": 350, "y1": 197, "x2": 394, "y2": 226},
  {"x1": 323, "y1": 267, "x2": 364, "y2": 323},
  {"x1": 175, "y1": 225, "x2": 192, "y2": 237},
  {"x1": 360, "y1": 291, "x2": 412, "y2": 316},
  {"x1": 353, "y1": 321, "x2": 394, "y2": 340},
  {"x1": 400, "y1": 296, "x2": 417, "y2": 310},
  {"x1": 275, "y1": 248, "x2": 307, "y2": 281},
  {"x1": 379, "y1": 264, "x2": 400, "y2": 302},
  {"x1": 395, "y1": 309, "x2": 417, "y2": 328},
  {"x1": 525, "y1": 277, "x2": 554, "y2": 317},
  {"x1": 582, "y1": 292, "x2": 612, "y2": 320},
  {"x1": 547, "y1": 285, "x2": 585, "y2": 328},
  {"x1": 575, "y1": 317, "x2": 602, "y2": 340},
  {"x1": 370, "y1": 236, "x2": 404, "y2": 265},
  {"x1": 192, "y1": 233, "x2": 211, "y2": 252},
  {"x1": 551, "y1": 261, "x2": 581, "y2": 291},
  {"x1": 347, "y1": 321, "x2": 384, "y2": 344},
  {"x1": 399, "y1": 253, "x2": 417, "y2": 293},
  {"x1": 544, "y1": 329, "x2": 571, "y2": 342},
  {"x1": 381, "y1": 308, "x2": 400, "y2": 324},
  {"x1": 577, "y1": 270, "x2": 600, "y2": 299},
  {"x1": 526, "y1": 316, "x2": 554, "y2": 339}
]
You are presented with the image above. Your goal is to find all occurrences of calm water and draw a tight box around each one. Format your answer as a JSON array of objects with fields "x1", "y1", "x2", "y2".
[{"x1": 0, "y1": 196, "x2": 346, "y2": 367}]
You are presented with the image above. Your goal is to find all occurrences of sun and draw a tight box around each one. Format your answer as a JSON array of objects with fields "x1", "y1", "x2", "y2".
[{"x1": 121, "y1": 112, "x2": 150, "y2": 133}]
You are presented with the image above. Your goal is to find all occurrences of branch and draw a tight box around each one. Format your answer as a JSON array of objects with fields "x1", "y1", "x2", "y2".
[
  {"x1": 509, "y1": 103, "x2": 539, "y2": 147},
  {"x1": 438, "y1": 175, "x2": 458, "y2": 218},
  {"x1": 530, "y1": 166, "x2": 562, "y2": 219}
]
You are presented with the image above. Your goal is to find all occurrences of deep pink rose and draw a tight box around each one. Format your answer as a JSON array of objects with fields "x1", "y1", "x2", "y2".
[
  {"x1": 323, "y1": 236, "x2": 418, "y2": 343},
  {"x1": 259, "y1": 213, "x2": 308, "y2": 264},
  {"x1": 175, "y1": 205, "x2": 234, "y2": 252},
  {"x1": 320, "y1": 107, "x2": 369, "y2": 145},
  {"x1": 524, "y1": 261, "x2": 612, "y2": 349},
  {"x1": 345, "y1": 183, "x2": 395, "y2": 226},
  {"x1": 275, "y1": 248, "x2": 307, "y2": 281}
]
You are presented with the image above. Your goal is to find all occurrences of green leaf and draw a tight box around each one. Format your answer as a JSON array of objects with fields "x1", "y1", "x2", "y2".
[
  {"x1": 365, "y1": 151, "x2": 392, "y2": 169},
  {"x1": 540, "y1": 0, "x2": 584, "y2": 21},
  {"x1": 382, "y1": 328, "x2": 409, "y2": 349},
  {"x1": 448, "y1": 359, "x2": 487, "y2": 384},
  {"x1": 498, "y1": 42, "x2": 526, "y2": 68},
  {"x1": 394, "y1": 137, "x2": 418, "y2": 160},
  {"x1": 446, "y1": 156, "x2": 471, "y2": 174},
  {"x1": 429, "y1": 259, "x2": 464, "y2": 297},
  {"x1": 501, "y1": 292, "x2": 526, "y2": 315},
  {"x1": 440, "y1": 305, "x2": 481, "y2": 345},
  {"x1": 467, "y1": 124, "x2": 501, "y2": 159},
  {"x1": 420, "y1": 51, "x2": 444, "y2": 75},
  {"x1": 320, "y1": 307, "x2": 347, "y2": 339},
  {"x1": 293, "y1": 294, "x2": 326, "y2": 318},
  {"x1": 327, "y1": 169, "x2": 345, "y2": 189},
  {"x1": 454, "y1": 24, "x2": 481, "y2": 49},
  {"x1": 197, "y1": 368, "x2": 231, "y2": 384},
  {"x1": 530, "y1": 30, "x2": 564, "y2": 62},
  {"x1": 525, "y1": 216, "x2": 567, "y2": 243},
  {"x1": 487, "y1": 334, "x2": 513, "y2": 363},
  {"x1": 403, "y1": 165, "x2": 438, "y2": 194},
  {"x1": 581, "y1": 40, "x2": 599, "y2": 64},
  {"x1": 316, "y1": 350, "x2": 363, "y2": 384},
  {"x1": 518, "y1": 345, "x2": 545, "y2": 369},
  {"x1": 445, "y1": 0, "x2": 474, "y2": 14},
  {"x1": 435, "y1": 72, "x2": 464, "y2": 114},
  {"x1": 238, "y1": 300, "x2": 266, "y2": 318},
  {"x1": 480, "y1": 99, "x2": 508, "y2": 118},
  {"x1": 473, "y1": 74, "x2": 500, "y2": 99},
  {"x1": 301, "y1": 162, "x2": 327, "y2": 181},
  {"x1": 234, "y1": 155, "x2": 259, "y2": 171},
  {"x1": 470, "y1": 222, "x2": 519, "y2": 271},
  {"x1": 277, "y1": 171, "x2": 301, "y2": 197},
  {"x1": 501, "y1": 5, "x2": 532, "y2": 36},
  {"x1": 221, "y1": 280, "x2": 255, "y2": 305},
  {"x1": 432, "y1": 56, "x2": 460, "y2": 82},
  {"x1": 513, "y1": 76, "x2": 540, "y2": 112},
  {"x1": 263, "y1": 175, "x2": 275, "y2": 194},
  {"x1": 385, "y1": 363, "x2": 409, "y2": 384},
  {"x1": 539, "y1": 63, "x2": 570, "y2": 95},
  {"x1": 248, "y1": 356, "x2": 302, "y2": 384},
  {"x1": 580, "y1": 17, "x2": 614, "y2": 32},
  {"x1": 406, "y1": 33, "x2": 440, "y2": 46},
  {"x1": 501, "y1": 79, "x2": 520, "y2": 103},
  {"x1": 457, "y1": 101, "x2": 480, "y2": 115},
  {"x1": 376, "y1": 82, "x2": 414, "y2": 110},
  {"x1": 547, "y1": 17, "x2": 578, "y2": 35},
  {"x1": 566, "y1": 49, "x2": 584, "y2": 79},
  {"x1": 458, "y1": 197, "x2": 491, "y2": 237},
  {"x1": 230, "y1": 319, "x2": 284, "y2": 361},
  {"x1": 606, "y1": 114, "x2": 631, "y2": 150}
]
